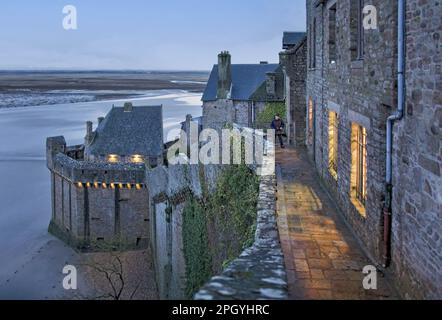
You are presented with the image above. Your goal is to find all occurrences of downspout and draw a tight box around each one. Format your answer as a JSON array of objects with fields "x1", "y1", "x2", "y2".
[{"x1": 383, "y1": 0, "x2": 406, "y2": 268}]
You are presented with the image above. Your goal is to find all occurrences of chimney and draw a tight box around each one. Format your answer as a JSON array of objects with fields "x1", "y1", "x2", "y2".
[
  {"x1": 124, "y1": 102, "x2": 133, "y2": 112},
  {"x1": 266, "y1": 72, "x2": 276, "y2": 96},
  {"x1": 260, "y1": 61, "x2": 268, "y2": 64},
  {"x1": 98, "y1": 117, "x2": 104, "y2": 125},
  {"x1": 85, "y1": 121, "x2": 93, "y2": 145},
  {"x1": 217, "y1": 51, "x2": 232, "y2": 99}
]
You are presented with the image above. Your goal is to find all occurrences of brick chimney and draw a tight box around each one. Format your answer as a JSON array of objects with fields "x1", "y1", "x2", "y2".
[
  {"x1": 85, "y1": 121, "x2": 93, "y2": 145},
  {"x1": 217, "y1": 51, "x2": 232, "y2": 99}
]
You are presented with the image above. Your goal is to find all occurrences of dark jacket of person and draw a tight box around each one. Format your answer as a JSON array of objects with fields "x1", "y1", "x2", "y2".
[{"x1": 271, "y1": 118, "x2": 285, "y2": 135}]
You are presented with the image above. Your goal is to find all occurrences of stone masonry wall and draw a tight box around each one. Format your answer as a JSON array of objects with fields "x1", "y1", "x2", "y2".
[
  {"x1": 202, "y1": 99, "x2": 255, "y2": 130},
  {"x1": 47, "y1": 141, "x2": 149, "y2": 250},
  {"x1": 306, "y1": 0, "x2": 397, "y2": 269},
  {"x1": 145, "y1": 163, "x2": 221, "y2": 299},
  {"x1": 306, "y1": 0, "x2": 441, "y2": 298},
  {"x1": 390, "y1": 0, "x2": 442, "y2": 299},
  {"x1": 195, "y1": 174, "x2": 288, "y2": 300},
  {"x1": 281, "y1": 39, "x2": 308, "y2": 145}
]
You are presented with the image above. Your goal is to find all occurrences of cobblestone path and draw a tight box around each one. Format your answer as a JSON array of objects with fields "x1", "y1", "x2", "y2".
[{"x1": 276, "y1": 147, "x2": 398, "y2": 300}]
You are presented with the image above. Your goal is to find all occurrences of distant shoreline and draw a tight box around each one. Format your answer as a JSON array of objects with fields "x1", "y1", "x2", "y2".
[
  {"x1": 0, "y1": 70, "x2": 208, "y2": 108},
  {"x1": 0, "y1": 70, "x2": 208, "y2": 92}
]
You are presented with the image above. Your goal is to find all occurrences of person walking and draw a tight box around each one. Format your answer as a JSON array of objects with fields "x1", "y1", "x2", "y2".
[{"x1": 271, "y1": 114, "x2": 286, "y2": 148}]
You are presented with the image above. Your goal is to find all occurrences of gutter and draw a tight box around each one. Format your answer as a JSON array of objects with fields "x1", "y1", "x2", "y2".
[{"x1": 383, "y1": 0, "x2": 406, "y2": 268}]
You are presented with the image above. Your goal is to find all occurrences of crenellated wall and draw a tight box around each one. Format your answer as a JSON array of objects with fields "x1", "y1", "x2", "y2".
[{"x1": 47, "y1": 137, "x2": 150, "y2": 250}]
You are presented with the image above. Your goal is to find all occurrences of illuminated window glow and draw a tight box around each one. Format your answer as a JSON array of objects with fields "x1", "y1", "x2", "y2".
[
  {"x1": 328, "y1": 111, "x2": 339, "y2": 179},
  {"x1": 131, "y1": 155, "x2": 144, "y2": 163},
  {"x1": 107, "y1": 154, "x2": 120, "y2": 163},
  {"x1": 308, "y1": 98, "x2": 314, "y2": 145},
  {"x1": 350, "y1": 123, "x2": 367, "y2": 217}
]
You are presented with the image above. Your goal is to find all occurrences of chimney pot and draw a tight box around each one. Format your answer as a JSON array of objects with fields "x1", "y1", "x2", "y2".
[{"x1": 124, "y1": 102, "x2": 133, "y2": 112}]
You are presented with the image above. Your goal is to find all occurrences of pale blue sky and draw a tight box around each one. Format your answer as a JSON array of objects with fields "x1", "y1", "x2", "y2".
[{"x1": 0, "y1": 0, "x2": 306, "y2": 70}]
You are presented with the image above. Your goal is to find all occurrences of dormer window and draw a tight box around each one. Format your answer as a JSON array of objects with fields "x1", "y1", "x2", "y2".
[
  {"x1": 131, "y1": 155, "x2": 144, "y2": 163},
  {"x1": 107, "y1": 154, "x2": 120, "y2": 163}
]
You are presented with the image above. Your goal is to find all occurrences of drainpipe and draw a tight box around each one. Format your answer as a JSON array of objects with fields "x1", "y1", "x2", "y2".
[{"x1": 383, "y1": 0, "x2": 406, "y2": 268}]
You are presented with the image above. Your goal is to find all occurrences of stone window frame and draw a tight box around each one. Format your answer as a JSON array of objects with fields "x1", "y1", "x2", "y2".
[
  {"x1": 348, "y1": 111, "x2": 370, "y2": 217},
  {"x1": 350, "y1": 0, "x2": 365, "y2": 61},
  {"x1": 308, "y1": 13, "x2": 317, "y2": 70},
  {"x1": 327, "y1": 0, "x2": 338, "y2": 65}
]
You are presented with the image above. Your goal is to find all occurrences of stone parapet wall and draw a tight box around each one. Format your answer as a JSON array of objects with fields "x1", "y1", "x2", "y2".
[
  {"x1": 194, "y1": 174, "x2": 287, "y2": 300},
  {"x1": 52, "y1": 153, "x2": 146, "y2": 184}
]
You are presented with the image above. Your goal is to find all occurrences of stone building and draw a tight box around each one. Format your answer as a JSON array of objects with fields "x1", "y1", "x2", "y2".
[
  {"x1": 46, "y1": 103, "x2": 164, "y2": 249},
  {"x1": 280, "y1": 32, "x2": 308, "y2": 145},
  {"x1": 305, "y1": 0, "x2": 441, "y2": 298},
  {"x1": 202, "y1": 51, "x2": 285, "y2": 130}
]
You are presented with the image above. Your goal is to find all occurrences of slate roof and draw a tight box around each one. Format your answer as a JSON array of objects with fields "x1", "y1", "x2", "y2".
[
  {"x1": 283, "y1": 32, "x2": 307, "y2": 49},
  {"x1": 202, "y1": 64, "x2": 281, "y2": 102},
  {"x1": 87, "y1": 105, "x2": 164, "y2": 157}
]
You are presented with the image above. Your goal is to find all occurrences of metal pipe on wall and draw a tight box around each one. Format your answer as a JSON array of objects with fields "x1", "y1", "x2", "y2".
[{"x1": 383, "y1": 0, "x2": 406, "y2": 268}]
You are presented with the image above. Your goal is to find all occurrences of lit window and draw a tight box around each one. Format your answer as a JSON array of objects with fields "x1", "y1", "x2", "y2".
[
  {"x1": 328, "y1": 111, "x2": 339, "y2": 179},
  {"x1": 107, "y1": 154, "x2": 120, "y2": 163},
  {"x1": 131, "y1": 155, "x2": 144, "y2": 163},
  {"x1": 351, "y1": 123, "x2": 367, "y2": 216},
  {"x1": 308, "y1": 98, "x2": 314, "y2": 145}
]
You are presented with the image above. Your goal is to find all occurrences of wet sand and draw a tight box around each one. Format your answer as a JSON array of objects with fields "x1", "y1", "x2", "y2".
[{"x1": 0, "y1": 70, "x2": 208, "y2": 92}]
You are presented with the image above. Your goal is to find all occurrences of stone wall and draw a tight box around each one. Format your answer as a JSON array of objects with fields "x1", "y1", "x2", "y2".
[
  {"x1": 389, "y1": 0, "x2": 442, "y2": 299},
  {"x1": 202, "y1": 100, "x2": 268, "y2": 131},
  {"x1": 195, "y1": 174, "x2": 288, "y2": 300},
  {"x1": 305, "y1": 0, "x2": 441, "y2": 298},
  {"x1": 145, "y1": 163, "x2": 221, "y2": 299},
  {"x1": 47, "y1": 138, "x2": 150, "y2": 250},
  {"x1": 280, "y1": 38, "x2": 308, "y2": 145},
  {"x1": 306, "y1": 0, "x2": 396, "y2": 267}
]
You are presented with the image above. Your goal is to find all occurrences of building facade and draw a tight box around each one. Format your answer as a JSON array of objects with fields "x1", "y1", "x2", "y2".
[
  {"x1": 306, "y1": 0, "x2": 441, "y2": 298},
  {"x1": 46, "y1": 103, "x2": 164, "y2": 249},
  {"x1": 202, "y1": 51, "x2": 285, "y2": 130},
  {"x1": 280, "y1": 32, "x2": 308, "y2": 145}
]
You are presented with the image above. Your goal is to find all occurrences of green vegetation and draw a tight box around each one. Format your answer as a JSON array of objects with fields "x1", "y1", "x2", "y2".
[
  {"x1": 182, "y1": 164, "x2": 260, "y2": 299},
  {"x1": 255, "y1": 102, "x2": 286, "y2": 129},
  {"x1": 182, "y1": 197, "x2": 212, "y2": 299}
]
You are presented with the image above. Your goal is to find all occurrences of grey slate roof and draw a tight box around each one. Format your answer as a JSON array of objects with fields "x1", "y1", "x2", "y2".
[
  {"x1": 202, "y1": 64, "x2": 280, "y2": 102},
  {"x1": 283, "y1": 32, "x2": 307, "y2": 49},
  {"x1": 87, "y1": 105, "x2": 164, "y2": 157}
]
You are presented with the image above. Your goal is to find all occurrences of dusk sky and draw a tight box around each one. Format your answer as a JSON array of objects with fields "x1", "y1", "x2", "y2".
[{"x1": 0, "y1": 0, "x2": 306, "y2": 70}]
